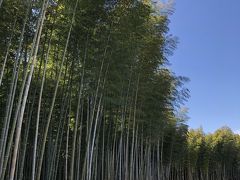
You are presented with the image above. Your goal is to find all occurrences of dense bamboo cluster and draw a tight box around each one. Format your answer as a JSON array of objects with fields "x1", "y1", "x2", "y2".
[{"x1": 1, "y1": 0, "x2": 240, "y2": 180}]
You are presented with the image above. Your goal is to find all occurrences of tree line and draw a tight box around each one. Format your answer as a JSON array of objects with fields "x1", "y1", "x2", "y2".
[{"x1": 0, "y1": 0, "x2": 240, "y2": 180}]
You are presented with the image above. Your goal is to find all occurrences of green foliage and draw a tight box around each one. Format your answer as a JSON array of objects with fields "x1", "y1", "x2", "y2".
[{"x1": 1, "y1": 0, "x2": 239, "y2": 179}]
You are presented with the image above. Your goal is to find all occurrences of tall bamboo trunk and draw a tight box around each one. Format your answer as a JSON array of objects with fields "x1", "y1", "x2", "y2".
[
  {"x1": 36, "y1": 1, "x2": 79, "y2": 179},
  {"x1": 0, "y1": 5, "x2": 29, "y2": 174},
  {"x1": 31, "y1": 32, "x2": 51, "y2": 180},
  {"x1": 9, "y1": 1, "x2": 49, "y2": 179}
]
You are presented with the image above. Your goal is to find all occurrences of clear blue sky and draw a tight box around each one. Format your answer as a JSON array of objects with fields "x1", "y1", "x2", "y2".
[{"x1": 168, "y1": 0, "x2": 240, "y2": 133}]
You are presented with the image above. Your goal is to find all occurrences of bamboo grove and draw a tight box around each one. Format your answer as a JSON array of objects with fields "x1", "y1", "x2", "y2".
[{"x1": 1, "y1": 0, "x2": 240, "y2": 180}]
